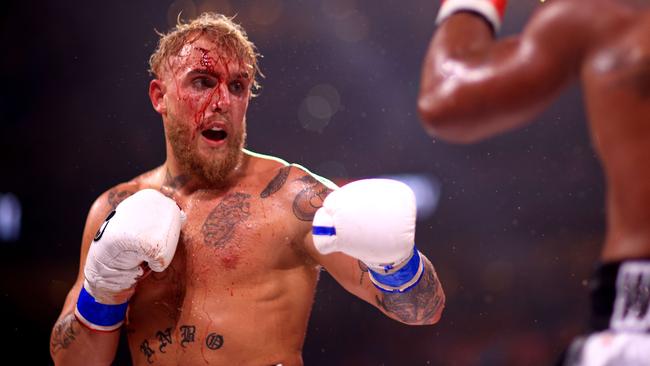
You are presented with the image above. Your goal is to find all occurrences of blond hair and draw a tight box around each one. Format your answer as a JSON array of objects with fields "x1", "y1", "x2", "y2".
[{"x1": 149, "y1": 13, "x2": 262, "y2": 93}]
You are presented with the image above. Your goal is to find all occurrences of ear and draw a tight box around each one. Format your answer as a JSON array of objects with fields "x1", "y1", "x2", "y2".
[{"x1": 149, "y1": 79, "x2": 167, "y2": 115}]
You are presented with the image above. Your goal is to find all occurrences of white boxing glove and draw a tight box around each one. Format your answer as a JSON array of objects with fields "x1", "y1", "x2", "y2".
[
  {"x1": 75, "y1": 189, "x2": 185, "y2": 331},
  {"x1": 312, "y1": 179, "x2": 424, "y2": 293}
]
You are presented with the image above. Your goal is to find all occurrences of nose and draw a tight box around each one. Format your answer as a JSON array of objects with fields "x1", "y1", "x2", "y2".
[{"x1": 212, "y1": 82, "x2": 231, "y2": 112}]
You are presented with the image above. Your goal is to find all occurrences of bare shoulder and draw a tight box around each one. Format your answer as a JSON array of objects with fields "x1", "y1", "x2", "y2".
[
  {"x1": 245, "y1": 149, "x2": 337, "y2": 221},
  {"x1": 528, "y1": 0, "x2": 634, "y2": 39},
  {"x1": 90, "y1": 166, "x2": 164, "y2": 219}
]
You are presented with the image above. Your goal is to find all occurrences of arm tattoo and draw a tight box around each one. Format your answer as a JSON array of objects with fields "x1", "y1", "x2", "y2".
[
  {"x1": 260, "y1": 166, "x2": 291, "y2": 198},
  {"x1": 201, "y1": 192, "x2": 251, "y2": 248},
  {"x1": 292, "y1": 175, "x2": 332, "y2": 221},
  {"x1": 375, "y1": 262, "x2": 444, "y2": 324},
  {"x1": 358, "y1": 260, "x2": 369, "y2": 285},
  {"x1": 161, "y1": 169, "x2": 190, "y2": 197},
  {"x1": 107, "y1": 189, "x2": 134, "y2": 209},
  {"x1": 50, "y1": 313, "x2": 80, "y2": 355}
]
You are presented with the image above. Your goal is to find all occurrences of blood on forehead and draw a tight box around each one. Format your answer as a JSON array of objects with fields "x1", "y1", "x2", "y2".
[{"x1": 167, "y1": 42, "x2": 251, "y2": 80}]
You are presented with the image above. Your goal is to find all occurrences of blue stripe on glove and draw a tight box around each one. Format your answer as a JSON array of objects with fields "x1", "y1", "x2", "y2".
[{"x1": 312, "y1": 226, "x2": 336, "y2": 236}]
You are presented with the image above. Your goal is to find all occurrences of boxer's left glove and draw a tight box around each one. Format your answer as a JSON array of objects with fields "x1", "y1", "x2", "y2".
[
  {"x1": 312, "y1": 179, "x2": 425, "y2": 293},
  {"x1": 75, "y1": 189, "x2": 185, "y2": 331}
]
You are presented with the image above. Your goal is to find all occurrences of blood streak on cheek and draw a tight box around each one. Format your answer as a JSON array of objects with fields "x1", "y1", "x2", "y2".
[{"x1": 194, "y1": 48, "x2": 223, "y2": 127}]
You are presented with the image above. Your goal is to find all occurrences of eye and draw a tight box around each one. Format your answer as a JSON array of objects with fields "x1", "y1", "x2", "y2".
[
  {"x1": 228, "y1": 80, "x2": 246, "y2": 95},
  {"x1": 192, "y1": 77, "x2": 217, "y2": 89}
]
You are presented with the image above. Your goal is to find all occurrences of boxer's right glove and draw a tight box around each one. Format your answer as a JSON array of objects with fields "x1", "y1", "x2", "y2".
[
  {"x1": 75, "y1": 189, "x2": 185, "y2": 331},
  {"x1": 436, "y1": 0, "x2": 508, "y2": 33}
]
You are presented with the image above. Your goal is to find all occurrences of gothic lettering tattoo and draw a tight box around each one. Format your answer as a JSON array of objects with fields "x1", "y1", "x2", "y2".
[
  {"x1": 260, "y1": 166, "x2": 291, "y2": 198},
  {"x1": 375, "y1": 263, "x2": 444, "y2": 324},
  {"x1": 205, "y1": 332, "x2": 224, "y2": 350},
  {"x1": 180, "y1": 325, "x2": 197, "y2": 348},
  {"x1": 107, "y1": 189, "x2": 134, "y2": 209},
  {"x1": 202, "y1": 192, "x2": 251, "y2": 248},
  {"x1": 140, "y1": 340, "x2": 155, "y2": 364},
  {"x1": 50, "y1": 313, "x2": 80, "y2": 355},
  {"x1": 292, "y1": 176, "x2": 332, "y2": 221},
  {"x1": 156, "y1": 328, "x2": 173, "y2": 353}
]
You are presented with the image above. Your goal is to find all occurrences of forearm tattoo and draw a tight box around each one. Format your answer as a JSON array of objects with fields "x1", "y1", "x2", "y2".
[
  {"x1": 292, "y1": 175, "x2": 332, "y2": 221},
  {"x1": 375, "y1": 262, "x2": 444, "y2": 324},
  {"x1": 358, "y1": 260, "x2": 369, "y2": 285},
  {"x1": 50, "y1": 313, "x2": 80, "y2": 355},
  {"x1": 260, "y1": 166, "x2": 291, "y2": 198},
  {"x1": 201, "y1": 192, "x2": 251, "y2": 249}
]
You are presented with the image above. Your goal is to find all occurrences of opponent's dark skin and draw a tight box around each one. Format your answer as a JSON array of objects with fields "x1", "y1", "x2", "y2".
[{"x1": 418, "y1": 0, "x2": 650, "y2": 263}]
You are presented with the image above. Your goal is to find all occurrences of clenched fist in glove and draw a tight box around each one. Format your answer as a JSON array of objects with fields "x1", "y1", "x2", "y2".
[
  {"x1": 75, "y1": 189, "x2": 185, "y2": 331},
  {"x1": 312, "y1": 179, "x2": 425, "y2": 293}
]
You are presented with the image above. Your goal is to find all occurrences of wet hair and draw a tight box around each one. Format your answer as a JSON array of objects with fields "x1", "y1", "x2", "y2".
[{"x1": 148, "y1": 12, "x2": 262, "y2": 93}]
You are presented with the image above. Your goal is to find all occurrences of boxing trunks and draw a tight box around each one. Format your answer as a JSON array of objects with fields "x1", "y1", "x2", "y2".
[{"x1": 559, "y1": 260, "x2": 650, "y2": 366}]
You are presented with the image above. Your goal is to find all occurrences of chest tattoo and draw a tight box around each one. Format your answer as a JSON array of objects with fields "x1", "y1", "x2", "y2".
[{"x1": 201, "y1": 192, "x2": 252, "y2": 248}]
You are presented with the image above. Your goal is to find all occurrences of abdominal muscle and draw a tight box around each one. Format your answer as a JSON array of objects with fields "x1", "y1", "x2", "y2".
[{"x1": 125, "y1": 261, "x2": 319, "y2": 366}]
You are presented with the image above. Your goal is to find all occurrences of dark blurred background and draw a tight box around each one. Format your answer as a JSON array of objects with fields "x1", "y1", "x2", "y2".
[{"x1": 0, "y1": 0, "x2": 605, "y2": 364}]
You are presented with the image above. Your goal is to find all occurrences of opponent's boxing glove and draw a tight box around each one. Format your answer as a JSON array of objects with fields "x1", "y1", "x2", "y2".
[
  {"x1": 75, "y1": 189, "x2": 185, "y2": 331},
  {"x1": 436, "y1": 0, "x2": 508, "y2": 33},
  {"x1": 312, "y1": 179, "x2": 424, "y2": 293}
]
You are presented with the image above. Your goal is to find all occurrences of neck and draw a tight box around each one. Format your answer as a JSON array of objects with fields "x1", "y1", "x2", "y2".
[{"x1": 162, "y1": 149, "x2": 248, "y2": 194}]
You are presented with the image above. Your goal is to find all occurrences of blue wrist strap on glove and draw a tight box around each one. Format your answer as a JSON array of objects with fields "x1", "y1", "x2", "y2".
[
  {"x1": 368, "y1": 246, "x2": 425, "y2": 293},
  {"x1": 75, "y1": 287, "x2": 128, "y2": 331}
]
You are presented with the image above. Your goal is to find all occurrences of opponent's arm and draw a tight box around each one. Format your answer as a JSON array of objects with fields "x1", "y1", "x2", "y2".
[
  {"x1": 418, "y1": 0, "x2": 595, "y2": 143},
  {"x1": 301, "y1": 178, "x2": 445, "y2": 325},
  {"x1": 50, "y1": 185, "x2": 183, "y2": 365}
]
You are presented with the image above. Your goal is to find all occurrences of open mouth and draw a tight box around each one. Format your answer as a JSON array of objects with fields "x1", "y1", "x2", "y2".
[{"x1": 201, "y1": 127, "x2": 228, "y2": 142}]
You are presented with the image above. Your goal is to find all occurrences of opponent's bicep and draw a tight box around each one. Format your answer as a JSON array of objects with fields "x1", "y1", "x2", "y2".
[{"x1": 420, "y1": 2, "x2": 588, "y2": 142}]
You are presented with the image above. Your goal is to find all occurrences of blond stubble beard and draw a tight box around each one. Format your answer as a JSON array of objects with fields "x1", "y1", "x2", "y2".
[{"x1": 166, "y1": 118, "x2": 246, "y2": 186}]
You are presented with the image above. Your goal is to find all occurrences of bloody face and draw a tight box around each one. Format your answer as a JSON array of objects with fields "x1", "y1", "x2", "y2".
[{"x1": 158, "y1": 35, "x2": 253, "y2": 185}]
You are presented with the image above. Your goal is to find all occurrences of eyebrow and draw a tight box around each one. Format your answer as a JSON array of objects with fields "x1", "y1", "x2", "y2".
[{"x1": 188, "y1": 68, "x2": 250, "y2": 80}]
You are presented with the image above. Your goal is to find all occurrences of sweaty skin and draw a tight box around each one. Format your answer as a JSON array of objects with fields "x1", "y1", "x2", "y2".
[
  {"x1": 51, "y1": 33, "x2": 445, "y2": 366},
  {"x1": 418, "y1": 0, "x2": 650, "y2": 262}
]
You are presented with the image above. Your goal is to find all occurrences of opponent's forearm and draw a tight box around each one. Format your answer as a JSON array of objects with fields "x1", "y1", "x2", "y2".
[
  {"x1": 50, "y1": 312, "x2": 120, "y2": 366},
  {"x1": 373, "y1": 257, "x2": 445, "y2": 325}
]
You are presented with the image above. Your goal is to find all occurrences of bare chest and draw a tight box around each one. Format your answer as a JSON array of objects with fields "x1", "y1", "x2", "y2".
[{"x1": 170, "y1": 190, "x2": 307, "y2": 285}]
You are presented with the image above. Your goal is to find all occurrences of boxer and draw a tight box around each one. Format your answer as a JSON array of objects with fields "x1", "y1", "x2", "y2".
[
  {"x1": 49, "y1": 13, "x2": 445, "y2": 365},
  {"x1": 419, "y1": 0, "x2": 650, "y2": 364}
]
